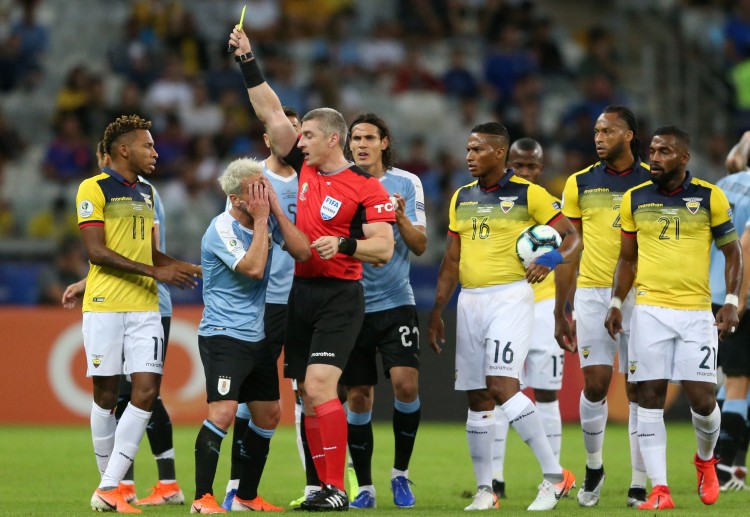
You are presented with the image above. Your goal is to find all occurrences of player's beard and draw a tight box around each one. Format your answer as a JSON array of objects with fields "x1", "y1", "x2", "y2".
[{"x1": 650, "y1": 166, "x2": 680, "y2": 187}]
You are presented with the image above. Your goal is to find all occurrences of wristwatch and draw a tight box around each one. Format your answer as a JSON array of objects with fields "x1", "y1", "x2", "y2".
[{"x1": 234, "y1": 51, "x2": 254, "y2": 63}]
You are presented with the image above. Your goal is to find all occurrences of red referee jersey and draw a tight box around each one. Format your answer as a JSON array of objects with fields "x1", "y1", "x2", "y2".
[{"x1": 284, "y1": 146, "x2": 395, "y2": 280}]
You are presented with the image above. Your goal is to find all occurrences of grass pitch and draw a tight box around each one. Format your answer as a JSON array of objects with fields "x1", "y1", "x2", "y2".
[{"x1": 0, "y1": 421, "x2": 748, "y2": 515}]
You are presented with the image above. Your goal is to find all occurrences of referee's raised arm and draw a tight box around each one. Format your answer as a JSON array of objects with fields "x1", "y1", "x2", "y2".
[{"x1": 227, "y1": 26, "x2": 298, "y2": 159}]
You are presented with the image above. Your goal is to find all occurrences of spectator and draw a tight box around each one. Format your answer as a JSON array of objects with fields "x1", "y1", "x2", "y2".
[
  {"x1": 577, "y1": 26, "x2": 620, "y2": 86},
  {"x1": 0, "y1": 107, "x2": 26, "y2": 173},
  {"x1": 724, "y1": 0, "x2": 750, "y2": 65},
  {"x1": 107, "y1": 16, "x2": 159, "y2": 91},
  {"x1": 180, "y1": 81, "x2": 224, "y2": 137},
  {"x1": 442, "y1": 47, "x2": 480, "y2": 99},
  {"x1": 42, "y1": 113, "x2": 95, "y2": 184},
  {"x1": 391, "y1": 46, "x2": 443, "y2": 95},
  {"x1": 528, "y1": 17, "x2": 568, "y2": 77},
  {"x1": 358, "y1": 20, "x2": 405, "y2": 76},
  {"x1": 26, "y1": 194, "x2": 79, "y2": 241},
  {"x1": 483, "y1": 24, "x2": 538, "y2": 118},
  {"x1": 164, "y1": 10, "x2": 209, "y2": 78},
  {"x1": 264, "y1": 48, "x2": 306, "y2": 113},
  {"x1": 205, "y1": 51, "x2": 245, "y2": 102},
  {"x1": 8, "y1": 0, "x2": 48, "y2": 90},
  {"x1": 398, "y1": 136, "x2": 433, "y2": 178},
  {"x1": 144, "y1": 54, "x2": 194, "y2": 131},
  {"x1": 151, "y1": 112, "x2": 189, "y2": 181}
]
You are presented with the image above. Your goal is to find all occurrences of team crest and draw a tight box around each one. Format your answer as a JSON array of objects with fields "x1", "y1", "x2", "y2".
[
  {"x1": 91, "y1": 354, "x2": 104, "y2": 368},
  {"x1": 581, "y1": 346, "x2": 591, "y2": 359},
  {"x1": 499, "y1": 196, "x2": 518, "y2": 213},
  {"x1": 299, "y1": 182, "x2": 309, "y2": 201},
  {"x1": 217, "y1": 376, "x2": 231, "y2": 396},
  {"x1": 683, "y1": 197, "x2": 702, "y2": 214},
  {"x1": 321, "y1": 195, "x2": 342, "y2": 220},
  {"x1": 140, "y1": 193, "x2": 153, "y2": 211},
  {"x1": 629, "y1": 361, "x2": 637, "y2": 374}
]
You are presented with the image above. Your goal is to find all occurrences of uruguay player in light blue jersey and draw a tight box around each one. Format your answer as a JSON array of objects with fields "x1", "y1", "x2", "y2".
[
  {"x1": 340, "y1": 114, "x2": 427, "y2": 509},
  {"x1": 709, "y1": 131, "x2": 750, "y2": 490},
  {"x1": 192, "y1": 157, "x2": 310, "y2": 513}
]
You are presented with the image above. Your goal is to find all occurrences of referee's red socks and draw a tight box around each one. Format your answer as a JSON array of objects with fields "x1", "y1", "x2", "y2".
[
  {"x1": 304, "y1": 414, "x2": 327, "y2": 485},
  {"x1": 314, "y1": 398, "x2": 348, "y2": 491}
]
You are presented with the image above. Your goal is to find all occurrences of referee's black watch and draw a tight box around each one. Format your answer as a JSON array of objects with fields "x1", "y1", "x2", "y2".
[
  {"x1": 234, "y1": 51, "x2": 254, "y2": 63},
  {"x1": 338, "y1": 236, "x2": 357, "y2": 256}
]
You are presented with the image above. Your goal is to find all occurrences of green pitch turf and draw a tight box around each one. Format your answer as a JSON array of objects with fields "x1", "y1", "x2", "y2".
[{"x1": 0, "y1": 422, "x2": 747, "y2": 515}]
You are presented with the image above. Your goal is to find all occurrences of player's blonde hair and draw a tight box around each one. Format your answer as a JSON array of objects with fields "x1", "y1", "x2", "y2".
[{"x1": 218, "y1": 158, "x2": 264, "y2": 196}]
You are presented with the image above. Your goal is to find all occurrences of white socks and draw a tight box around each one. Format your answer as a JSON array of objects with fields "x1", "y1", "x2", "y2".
[
  {"x1": 628, "y1": 402, "x2": 647, "y2": 488},
  {"x1": 503, "y1": 393, "x2": 561, "y2": 479},
  {"x1": 491, "y1": 406, "x2": 509, "y2": 481},
  {"x1": 90, "y1": 402, "x2": 116, "y2": 477},
  {"x1": 692, "y1": 404, "x2": 721, "y2": 461},
  {"x1": 580, "y1": 392, "x2": 608, "y2": 469},
  {"x1": 637, "y1": 406, "x2": 667, "y2": 487},
  {"x1": 100, "y1": 403, "x2": 151, "y2": 489},
  {"x1": 466, "y1": 409, "x2": 495, "y2": 488},
  {"x1": 536, "y1": 400, "x2": 562, "y2": 461}
]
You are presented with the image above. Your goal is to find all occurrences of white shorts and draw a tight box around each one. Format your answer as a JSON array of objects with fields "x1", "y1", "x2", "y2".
[
  {"x1": 575, "y1": 287, "x2": 634, "y2": 373},
  {"x1": 628, "y1": 305, "x2": 718, "y2": 383},
  {"x1": 522, "y1": 298, "x2": 564, "y2": 391},
  {"x1": 82, "y1": 311, "x2": 164, "y2": 377},
  {"x1": 455, "y1": 281, "x2": 534, "y2": 391}
]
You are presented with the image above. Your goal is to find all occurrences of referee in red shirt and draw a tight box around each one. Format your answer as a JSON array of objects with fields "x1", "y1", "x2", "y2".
[{"x1": 228, "y1": 27, "x2": 396, "y2": 511}]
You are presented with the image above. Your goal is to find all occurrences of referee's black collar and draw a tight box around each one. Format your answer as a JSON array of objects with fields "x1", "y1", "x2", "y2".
[
  {"x1": 102, "y1": 166, "x2": 139, "y2": 187},
  {"x1": 481, "y1": 168, "x2": 514, "y2": 192}
]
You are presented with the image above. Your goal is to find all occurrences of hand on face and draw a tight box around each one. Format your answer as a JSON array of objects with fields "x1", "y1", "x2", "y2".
[{"x1": 245, "y1": 180, "x2": 270, "y2": 220}]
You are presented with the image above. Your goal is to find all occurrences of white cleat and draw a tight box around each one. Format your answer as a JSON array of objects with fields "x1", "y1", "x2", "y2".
[
  {"x1": 464, "y1": 488, "x2": 498, "y2": 511},
  {"x1": 528, "y1": 469, "x2": 576, "y2": 511}
]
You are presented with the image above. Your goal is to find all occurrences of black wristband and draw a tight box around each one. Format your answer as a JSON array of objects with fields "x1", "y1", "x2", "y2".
[
  {"x1": 239, "y1": 58, "x2": 265, "y2": 89},
  {"x1": 234, "y1": 51, "x2": 254, "y2": 63},
  {"x1": 338, "y1": 236, "x2": 357, "y2": 256}
]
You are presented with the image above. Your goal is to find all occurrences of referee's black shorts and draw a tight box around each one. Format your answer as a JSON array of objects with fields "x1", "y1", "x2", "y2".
[
  {"x1": 713, "y1": 303, "x2": 750, "y2": 377},
  {"x1": 284, "y1": 277, "x2": 364, "y2": 381}
]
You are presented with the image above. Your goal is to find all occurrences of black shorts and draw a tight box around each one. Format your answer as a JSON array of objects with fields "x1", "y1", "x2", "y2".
[
  {"x1": 198, "y1": 334, "x2": 279, "y2": 403},
  {"x1": 264, "y1": 303, "x2": 287, "y2": 361},
  {"x1": 118, "y1": 316, "x2": 171, "y2": 397},
  {"x1": 284, "y1": 278, "x2": 364, "y2": 381},
  {"x1": 340, "y1": 305, "x2": 420, "y2": 386},
  {"x1": 713, "y1": 303, "x2": 750, "y2": 377}
]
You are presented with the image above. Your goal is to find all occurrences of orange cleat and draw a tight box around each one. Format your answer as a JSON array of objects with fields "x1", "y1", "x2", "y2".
[
  {"x1": 91, "y1": 487, "x2": 142, "y2": 513},
  {"x1": 136, "y1": 481, "x2": 185, "y2": 506},
  {"x1": 693, "y1": 454, "x2": 720, "y2": 505},
  {"x1": 637, "y1": 485, "x2": 675, "y2": 510},
  {"x1": 190, "y1": 493, "x2": 227, "y2": 514},
  {"x1": 231, "y1": 494, "x2": 284, "y2": 512},
  {"x1": 118, "y1": 483, "x2": 137, "y2": 504}
]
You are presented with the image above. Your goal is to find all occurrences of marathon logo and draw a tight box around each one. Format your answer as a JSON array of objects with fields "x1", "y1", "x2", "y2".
[{"x1": 311, "y1": 352, "x2": 335, "y2": 358}]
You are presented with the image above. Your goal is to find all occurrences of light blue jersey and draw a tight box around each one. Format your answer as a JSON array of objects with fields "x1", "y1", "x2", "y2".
[
  {"x1": 139, "y1": 176, "x2": 172, "y2": 317},
  {"x1": 263, "y1": 164, "x2": 297, "y2": 304},
  {"x1": 362, "y1": 167, "x2": 426, "y2": 312},
  {"x1": 710, "y1": 171, "x2": 750, "y2": 305},
  {"x1": 199, "y1": 211, "x2": 282, "y2": 342}
]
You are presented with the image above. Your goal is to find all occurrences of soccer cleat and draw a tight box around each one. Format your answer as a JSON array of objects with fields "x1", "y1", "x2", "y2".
[
  {"x1": 719, "y1": 465, "x2": 747, "y2": 492},
  {"x1": 694, "y1": 454, "x2": 719, "y2": 505},
  {"x1": 222, "y1": 489, "x2": 237, "y2": 511},
  {"x1": 527, "y1": 468, "x2": 576, "y2": 511},
  {"x1": 627, "y1": 487, "x2": 648, "y2": 507},
  {"x1": 391, "y1": 476, "x2": 415, "y2": 508},
  {"x1": 231, "y1": 494, "x2": 283, "y2": 512},
  {"x1": 464, "y1": 488, "x2": 498, "y2": 511},
  {"x1": 491, "y1": 479, "x2": 506, "y2": 499},
  {"x1": 136, "y1": 481, "x2": 185, "y2": 506},
  {"x1": 91, "y1": 487, "x2": 143, "y2": 513},
  {"x1": 190, "y1": 493, "x2": 227, "y2": 514},
  {"x1": 290, "y1": 493, "x2": 307, "y2": 508},
  {"x1": 637, "y1": 485, "x2": 674, "y2": 510},
  {"x1": 347, "y1": 465, "x2": 359, "y2": 502},
  {"x1": 300, "y1": 484, "x2": 349, "y2": 511},
  {"x1": 350, "y1": 490, "x2": 377, "y2": 509},
  {"x1": 118, "y1": 483, "x2": 137, "y2": 503},
  {"x1": 577, "y1": 466, "x2": 605, "y2": 507}
]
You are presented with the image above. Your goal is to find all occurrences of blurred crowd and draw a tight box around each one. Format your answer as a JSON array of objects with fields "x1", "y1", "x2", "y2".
[{"x1": 1, "y1": 0, "x2": 750, "y2": 303}]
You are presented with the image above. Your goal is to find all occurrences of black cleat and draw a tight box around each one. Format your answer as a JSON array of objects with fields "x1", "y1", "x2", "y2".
[
  {"x1": 492, "y1": 479, "x2": 506, "y2": 499},
  {"x1": 626, "y1": 486, "x2": 647, "y2": 508},
  {"x1": 300, "y1": 484, "x2": 349, "y2": 512}
]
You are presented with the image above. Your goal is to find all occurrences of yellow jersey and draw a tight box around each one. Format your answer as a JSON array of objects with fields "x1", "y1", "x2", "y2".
[
  {"x1": 449, "y1": 171, "x2": 562, "y2": 289},
  {"x1": 562, "y1": 160, "x2": 651, "y2": 288},
  {"x1": 76, "y1": 167, "x2": 158, "y2": 312},
  {"x1": 620, "y1": 173, "x2": 737, "y2": 310}
]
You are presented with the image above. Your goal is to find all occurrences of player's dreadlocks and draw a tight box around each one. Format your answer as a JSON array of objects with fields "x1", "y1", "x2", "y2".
[{"x1": 102, "y1": 115, "x2": 152, "y2": 155}]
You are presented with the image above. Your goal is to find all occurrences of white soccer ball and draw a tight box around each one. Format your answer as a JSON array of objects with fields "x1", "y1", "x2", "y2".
[{"x1": 515, "y1": 224, "x2": 562, "y2": 268}]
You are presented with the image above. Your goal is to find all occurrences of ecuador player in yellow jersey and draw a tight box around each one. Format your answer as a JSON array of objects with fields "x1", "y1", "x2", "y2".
[
  {"x1": 78, "y1": 115, "x2": 201, "y2": 513},
  {"x1": 556, "y1": 106, "x2": 651, "y2": 507},
  {"x1": 489, "y1": 138, "x2": 566, "y2": 499},
  {"x1": 605, "y1": 126, "x2": 742, "y2": 510},
  {"x1": 429, "y1": 123, "x2": 581, "y2": 511}
]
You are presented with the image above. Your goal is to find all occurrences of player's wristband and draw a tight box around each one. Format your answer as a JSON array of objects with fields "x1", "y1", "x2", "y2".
[
  {"x1": 239, "y1": 58, "x2": 265, "y2": 89},
  {"x1": 725, "y1": 294, "x2": 740, "y2": 308},
  {"x1": 608, "y1": 296, "x2": 623, "y2": 310},
  {"x1": 534, "y1": 249, "x2": 563, "y2": 269},
  {"x1": 337, "y1": 236, "x2": 357, "y2": 256}
]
